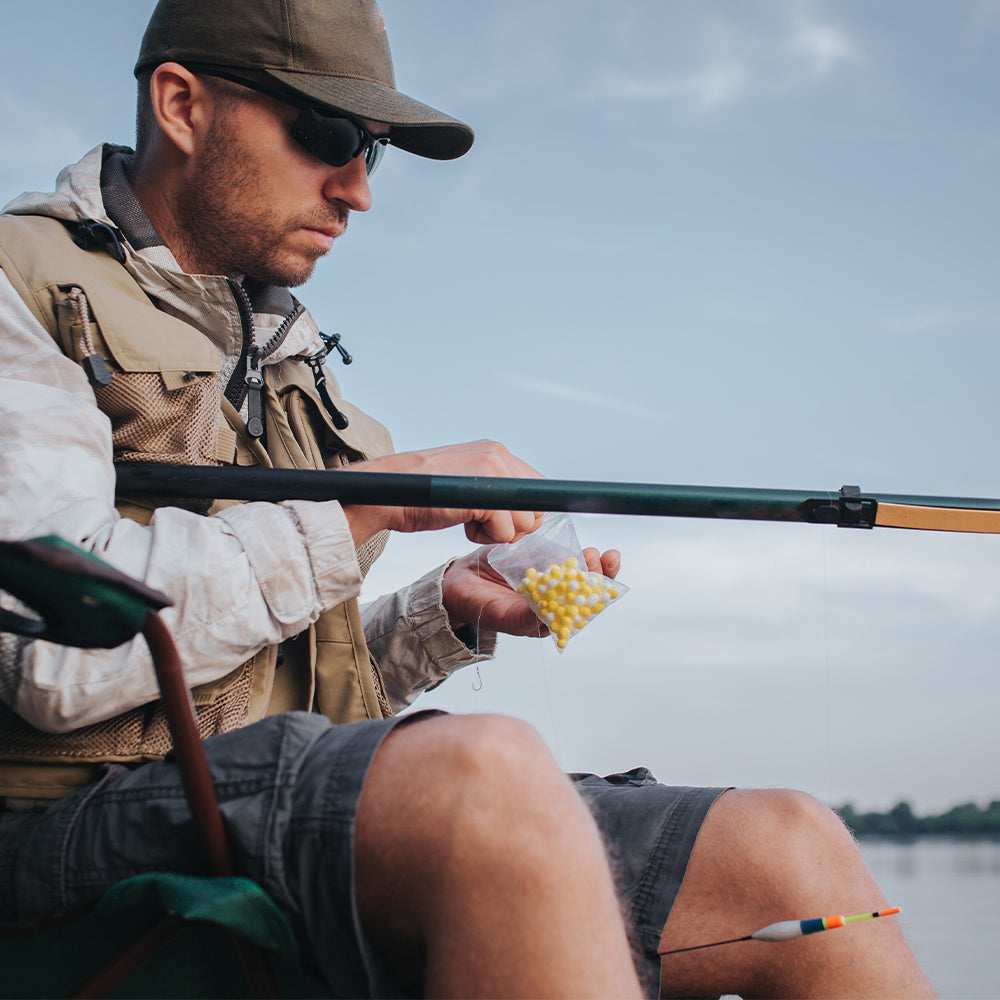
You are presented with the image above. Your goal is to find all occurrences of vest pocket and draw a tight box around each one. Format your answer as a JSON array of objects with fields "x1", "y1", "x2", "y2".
[{"x1": 55, "y1": 285, "x2": 226, "y2": 468}]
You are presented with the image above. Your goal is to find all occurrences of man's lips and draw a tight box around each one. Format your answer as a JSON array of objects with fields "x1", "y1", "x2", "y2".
[{"x1": 304, "y1": 227, "x2": 338, "y2": 251}]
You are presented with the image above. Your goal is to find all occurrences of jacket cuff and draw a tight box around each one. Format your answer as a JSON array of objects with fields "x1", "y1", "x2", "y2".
[
  {"x1": 364, "y1": 560, "x2": 498, "y2": 711},
  {"x1": 281, "y1": 500, "x2": 363, "y2": 609}
]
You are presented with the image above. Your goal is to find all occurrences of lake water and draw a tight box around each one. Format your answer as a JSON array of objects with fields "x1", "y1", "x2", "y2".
[{"x1": 858, "y1": 838, "x2": 1000, "y2": 999}]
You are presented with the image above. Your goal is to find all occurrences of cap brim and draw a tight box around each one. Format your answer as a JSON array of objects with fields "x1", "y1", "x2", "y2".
[{"x1": 263, "y1": 68, "x2": 473, "y2": 160}]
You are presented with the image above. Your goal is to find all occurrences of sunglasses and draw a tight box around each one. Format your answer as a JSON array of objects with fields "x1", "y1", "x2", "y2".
[{"x1": 183, "y1": 64, "x2": 390, "y2": 175}]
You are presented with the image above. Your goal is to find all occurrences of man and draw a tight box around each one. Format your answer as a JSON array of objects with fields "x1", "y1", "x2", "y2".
[{"x1": 0, "y1": 1, "x2": 934, "y2": 996}]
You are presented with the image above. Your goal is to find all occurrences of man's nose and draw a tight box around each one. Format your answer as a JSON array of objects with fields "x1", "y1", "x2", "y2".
[{"x1": 322, "y1": 153, "x2": 373, "y2": 212}]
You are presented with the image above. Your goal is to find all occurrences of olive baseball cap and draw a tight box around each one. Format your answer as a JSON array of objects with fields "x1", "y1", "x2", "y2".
[{"x1": 134, "y1": 0, "x2": 473, "y2": 160}]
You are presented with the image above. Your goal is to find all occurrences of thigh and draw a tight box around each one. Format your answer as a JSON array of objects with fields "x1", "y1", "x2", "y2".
[{"x1": 571, "y1": 768, "x2": 727, "y2": 997}]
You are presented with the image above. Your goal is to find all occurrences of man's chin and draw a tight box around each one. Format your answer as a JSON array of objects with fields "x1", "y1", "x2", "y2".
[{"x1": 248, "y1": 249, "x2": 325, "y2": 288}]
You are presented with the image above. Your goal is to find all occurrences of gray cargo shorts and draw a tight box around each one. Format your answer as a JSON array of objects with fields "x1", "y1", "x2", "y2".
[{"x1": 0, "y1": 711, "x2": 724, "y2": 997}]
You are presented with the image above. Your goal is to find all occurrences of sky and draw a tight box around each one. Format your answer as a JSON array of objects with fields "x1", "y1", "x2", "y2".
[{"x1": 1, "y1": 1, "x2": 998, "y2": 815}]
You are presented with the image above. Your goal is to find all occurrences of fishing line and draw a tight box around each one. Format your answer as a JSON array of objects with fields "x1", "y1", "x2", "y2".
[
  {"x1": 821, "y1": 529, "x2": 834, "y2": 807},
  {"x1": 471, "y1": 548, "x2": 485, "y2": 691},
  {"x1": 467, "y1": 537, "x2": 565, "y2": 759},
  {"x1": 536, "y1": 627, "x2": 565, "y2": 763}
]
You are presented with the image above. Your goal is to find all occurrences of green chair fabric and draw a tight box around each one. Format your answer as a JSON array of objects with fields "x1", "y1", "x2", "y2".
[{"x1": 0, "y1": 874, "x2": 328, "y2": 998}]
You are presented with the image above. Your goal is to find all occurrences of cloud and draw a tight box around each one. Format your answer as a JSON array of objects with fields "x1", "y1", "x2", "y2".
[
  {"x1": 584, "y1": 2, "x2": 860, "y2": 114},
  {"x1": 785, "y1": 13, "x2": 859, "y2": 78},
  {"x1": 498, "y1": 373, "x2": 668, "y2": 422},
  {"x1": 588, "y1": 61, "x2": 748, "y2": 112}
]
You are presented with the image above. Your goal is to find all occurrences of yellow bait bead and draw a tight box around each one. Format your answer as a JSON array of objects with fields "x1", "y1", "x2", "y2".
[{"x1": 520, "y1": 558, "x2": 626, "y2": 652}]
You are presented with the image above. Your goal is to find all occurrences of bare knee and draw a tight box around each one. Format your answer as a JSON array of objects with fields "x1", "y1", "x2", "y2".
[
  {"x1": 726, "y1": 787, "x2": 853, "y2": 849},
  {"x1": 408, "y1": 712, "x2": 556, "y2": 791},
  {"x1": 358, "y1": 718, "x2": 571, "y2": 884},
  {"x1": 701, "y1": 788, "x2": 868, "y2": 910},
  {"x1": 408, "y1": 713, "x2": 599, "y2": 870},
  {"x1": 364, "y1": 712, "x2": 559, "y2": 822}
]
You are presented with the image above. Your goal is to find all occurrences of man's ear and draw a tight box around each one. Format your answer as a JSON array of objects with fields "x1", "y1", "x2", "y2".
[{"x1": 148, "y1": 62, "x2": 212, "y2": 158}]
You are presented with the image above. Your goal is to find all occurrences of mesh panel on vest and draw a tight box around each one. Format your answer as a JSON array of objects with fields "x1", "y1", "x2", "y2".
[
  {"x1": 0, "y1": 658, "x2": 254, "y2": 761},
  {"x1": 96, "y1": 372, "x2": 221, "y2": 467},
  {"x1": 356, "y1": 528, "x2": 389, "y2": 579}
]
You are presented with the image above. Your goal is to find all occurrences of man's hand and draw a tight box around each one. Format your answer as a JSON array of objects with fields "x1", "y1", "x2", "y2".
[
  {"x1": 442, "y1": 545, "x2": 622, "y2": 637},
  {"x1": 342, "y1": 440, "x2": 545, "y2": 546}
]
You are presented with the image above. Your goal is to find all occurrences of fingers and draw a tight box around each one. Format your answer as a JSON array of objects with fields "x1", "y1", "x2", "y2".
[
  {"x1": 601, "y1": 549, "x2": 621, "y2": 579},
  {"x1": 405, "y1": 440, "x2": 544, "y2": 541},
  {"x1": 583, "y1": 547, "x2": 621, "y2": 579},
  {"x1": 465, "y1": 508, "x2": 546, "y2": 545},
  {"x1": 346, "y1": 441, "x2": 546, "y2": 543}
]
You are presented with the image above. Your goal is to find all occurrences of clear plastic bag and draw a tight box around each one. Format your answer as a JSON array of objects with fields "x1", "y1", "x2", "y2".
[{"x1": 487, "y1": 512, "x2": 628, "y2": 650}]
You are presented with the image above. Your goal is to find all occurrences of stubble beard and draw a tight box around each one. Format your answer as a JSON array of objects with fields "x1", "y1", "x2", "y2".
[{"x1": 175, "y1": 115, "x2": 348, "y2": 288}]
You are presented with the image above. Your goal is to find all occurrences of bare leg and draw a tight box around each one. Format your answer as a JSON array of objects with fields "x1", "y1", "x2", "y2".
[
  {"x1": 355, "y1": 713, "x2": 642, "y2": 999},
  {"x1": 657, "y1": 789, "x2": 936, "y2": 999}
]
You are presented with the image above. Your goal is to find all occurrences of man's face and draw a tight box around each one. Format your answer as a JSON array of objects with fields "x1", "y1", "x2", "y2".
[{"x1": 175, "y1": 84, "x2": 376, "y2": 286}]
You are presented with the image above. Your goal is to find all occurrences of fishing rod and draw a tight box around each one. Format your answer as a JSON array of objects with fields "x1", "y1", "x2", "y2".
[{"x1": 114, "y1": 463, "x2": 1000, "y2": 534}]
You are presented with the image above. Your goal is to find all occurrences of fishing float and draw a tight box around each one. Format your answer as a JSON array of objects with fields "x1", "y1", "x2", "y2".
[{"x1": 659, "y1": 907, "x2": 902, "y2": 956}]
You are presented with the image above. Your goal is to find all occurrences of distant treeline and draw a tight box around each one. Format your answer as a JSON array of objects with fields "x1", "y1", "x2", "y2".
[{"x1": 834, "y1": 800, "x2": 1000, "y2": 838}]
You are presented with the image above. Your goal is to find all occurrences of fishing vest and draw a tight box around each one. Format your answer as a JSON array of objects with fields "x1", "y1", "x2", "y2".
[{"x1": 0, "y1": 213, "x2": 394, "y2": 799}]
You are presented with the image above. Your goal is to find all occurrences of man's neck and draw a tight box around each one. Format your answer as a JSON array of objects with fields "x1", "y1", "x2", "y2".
[{"x1": 128, "y1": 146, "x2": 212, "y2": 275}]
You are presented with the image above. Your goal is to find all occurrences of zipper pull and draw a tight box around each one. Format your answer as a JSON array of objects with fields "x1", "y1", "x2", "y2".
[
  {"x1": 320, "y1": 331, "x2": 352, "y2": 365},
  {"x1": 82, "y1": 353, "x2": 114, "y2": 389},
  {"x1": 66, "y1": 288, "x2": 113, "y2": 388},
  {"x1": 245, "y1": 345, "x2": 264, "y2": 439},
  {"x1": 304, "y1": 352, "x2": 349, "y2": 429}
]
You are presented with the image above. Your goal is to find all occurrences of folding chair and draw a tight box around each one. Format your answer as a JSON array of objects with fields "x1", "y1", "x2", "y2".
[{"x1": 0, "y1": 536, "x2": 329, "y2": 998}]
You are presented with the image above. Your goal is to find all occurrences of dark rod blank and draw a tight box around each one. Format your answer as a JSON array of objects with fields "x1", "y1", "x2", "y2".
[{"x1": 114, "y1": 463, "x2": 1000, "y2": 527}]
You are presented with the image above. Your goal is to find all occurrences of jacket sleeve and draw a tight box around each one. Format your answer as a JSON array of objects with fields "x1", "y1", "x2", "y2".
[
  {"x1": 361, "y1": 562, "x2": 498, "y2": 712},
  {"x1": 0, "y1": 269, "x2": 365, "y2": 732}
]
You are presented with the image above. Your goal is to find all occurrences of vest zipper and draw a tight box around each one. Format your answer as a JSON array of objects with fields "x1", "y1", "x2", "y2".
[
  {"x1": 225, "y1": 280, "x2": 305, "y2": 441},
  {"x1": 245, "y1": 344, "x2": 264, "y2": 438},
  {"x1": 260, "y1": 301, "x2": 305, "y2": 358},
  {"x1": 224, "y1": 279, "x2": 255, "y2": 413}
]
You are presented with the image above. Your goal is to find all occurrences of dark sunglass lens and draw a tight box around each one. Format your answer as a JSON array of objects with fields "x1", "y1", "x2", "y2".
[{"x1": 290, "y1": 108, "x2": 364, "y2": 167}]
